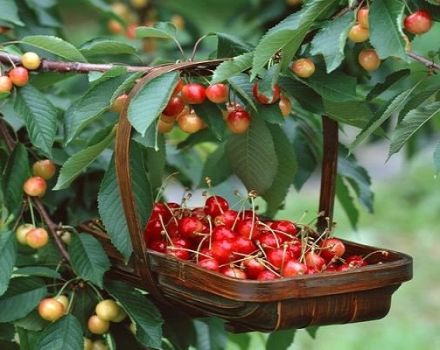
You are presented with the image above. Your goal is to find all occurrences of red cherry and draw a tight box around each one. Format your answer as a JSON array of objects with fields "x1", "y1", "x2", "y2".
[
  {"x1": 346, "y1": 255, "x2": 368, "y2": 268},
  {"x1": 148, "y1": 240, "x2": 166, "y2": 252},
  {"x1": 404, "y1": 10, "x2": 432, "y2": 35},
  {"x1": 213, "y1": 209, "x2": 238, "y2": 228},
  {"x1": 163, "y1": 96, "x2": 185, "y2": 117},
  {"x1": 220, "y1": 266, "x2": 247, "y2": 279},
  {"x1": 285, "y1": 239, "x2": 302, "y2": 260},
  {"x1": 181, "y1": 83, "x2": 206, "y2": 104},
  {"x1": 151, "y1": 202, "x2": 172, "y2": 222},
  {"x1": 211, "y1": 239, "x2": 234, "y2": 264},
  {"x1": 178, "y1": 217, "x2": 204, "y2": 239},
  {"x1": 166, "y1": 245, "x2": 190, "y2": 260},
  {"x1": 167, "y1": 220, "x2": 180, "y2": 238},
  {"x1": 204, "y1": 196, "x2": 229, "y2": 217},
  {"x1": 241, "y1": 210, "x2": 256, "y2": 220},
  {"x1": 198, "y1": 258, "x2": 220, "y2": 272},
  {"x1": 324, "y1": 263, "x2": 338, "y2": 272},
  {"x1": 257, "y1": 232, "x2": 279, "y2": 249},
  {"x1": 236, "y1": 219, "x2": 261, "y2": 240},
  {"x1": 173, "y1": 79, "x2": 184, "y2": 95},
  {"x1": 304, "y1": 251, "x2": 326, "y2": 272},
  {"x1": 226, "y1": 110, "x2": 251, "y2": 134},
  {"x1": 192, "y1": 207, "x2": 207, "y2": 221},
  {"x1": 233, "y1": 236, "x2": 257, "y2": 255},
  {"x1": 212, "y1": 226, "x2": 236, "y2": 241},
  {"x1": 320, "y1": 238, "x2": 346, "y2": 262},
  {"x1": 271, "y1": 220, "x2": 298, "y2": 237},
  {"x1": 281, "y1": 260, "x2": 307, "y2": 277},
  {"x1": 252, "y1": 83, "x2": 281, "y2": 104},
  {"x1": 205, "y1": 83, "x2": 229, "y2": 104},
  {"x1": 257, "y1": 270, "x2": 278, "y2": 281},
  {"x1": 171, "y1": 237, "x2": 192, "y2": 249},
  {"x1": 336, "y1": 264, "x2": 352, "y2": 272},
  {"x1": 243, "y1": 258, "x2": 266, "y2": 279},
  {"x1": 23, "y1": 176, "x2": 47, "y2": 197},
  {"x1": 0, "y1": 76, "x2": 13, "y2": 93},
  {"x1": 144, "y1": 219, "x2": 163, "y2": 241},
  {"x1": 266, "y1": 247, "x2": 293, "y2": 269},
  {"x1": 8, "y1": 67, "x2": 29, "y2": 87}
]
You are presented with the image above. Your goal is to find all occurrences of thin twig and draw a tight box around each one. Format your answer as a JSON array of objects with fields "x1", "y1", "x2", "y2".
[{"x1": 407, "y1": 51, "x2": 440, "y2": 71}]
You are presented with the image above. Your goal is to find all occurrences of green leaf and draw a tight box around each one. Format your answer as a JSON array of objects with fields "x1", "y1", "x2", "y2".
[
  {"x1": 323, "y1": 100, "x2": 373, "y2": 129},
  {"x1": 228, "y1": 74, "x2": 258, "y2": 111},
  {"x1": 310, "y1": 11, "x2": 354, "y2": 73},
  {"x1": 14, "y1": 310, "x2": 48, "y2": 331},
  {"x1": 369, "y1": 0, "x2": 407, "y2": 61},
  {"x1": 0, "y1": 277, "x2": 47, "y2": 323},
  {"x1": 54, "y1": 127, "x2": 115, "y2": 190},
  {"x1": 305, "y1": 70, "x2": 358, "y2": 102},
  {"x1": 13, "y1": 266, "x2": 61, "y2": 279},
  {"x1": 136, "y1": 22, "x2": 177, "y2": 40},
  {"x1": 14, "y1": 85, "x2": 58, "y2": 156},
  {"x1": 69, "y1": 233, "x2": 110, "y2": 288},
  {"x1": 21, "y1": 35, "x2": 87, "y2": 62},
  {"x1": 263, "y1": 124, "x2": 297, "y2": 217},
  {"x1": 105, "y1": 280, "x2": 163, "y2": 349},
  {"x1": 434, "y1": 141, "x2": 440, "y2": 175},
  {"x1": 336, "y1": 176, "x2": 359, "y2": 230},
  {"x1": 3, "y1": 143, "x2": 30, "y2": 214},
  {"x1": 193, "y1": 101, "x2": 226, "y2": 140},
  {"x1": 305, "y1": 326, "x2": 319, "y2": 338},
  {"x1": 80, "y1": 39, "x2": 136, "y2": 57},
  {"x1": 69, "y1": 286, "x2": 96, "y2": 333},
  {"x1": 266, "y1": 329, "x2": 296, "y2": 350},
  {"x1": 399, "y1": 87, "x2": 439, "y2": 120},
  {"x1": 350, "y1": 81, "x2": 422, "y2": 152},
  {"x1": 0, "y1": 323, "x2": 15, "y2": 341},
  {"x1": 367, "y1": 69, "x2": 410, "y2": 101},
  {"x1": 128, "y1": 72, "x2": 179, "y2": 136},
  {"x1": 256, "y1": 104, "x2": 285, "y2": 125},
  {"x1": 37, "y1": 315, "x2": 83, "y2": 350},
  {"x1": 251, "y1": 0, "x2": 339, "y2": 79},
  {"x1": 146, "y1": 135, "x2": 166, "y2": 192},
  {"x1": 65, "y1": 74, "x2": 127, "y2": 144},
  {"x1": 226, "y1": 118, "x2": 278, "y2": 195},
  {"x1": 216, "y1": 32, "x2": 252, "y2": 58},
  {"x1": 200, "y1": 143, "x2": 232, "y2": 187},
  {"x1": 0, "y1": 0, "x2": 23, "y2": 25},
  {"x1": 389, "y1": 102, "x2": 440, "y2": 158},
  {"x1": 278, "y1": 76, "x2": 324, "y2": 114},
  {"x1": 211, "y1": 52, "x2": 253, "y2": 84},
  {"x1": 0, "y1": 231, "x2": 16, "y2": 297},
  {"x1": 193, "y1": 318, "x2": 227, "y2": 350}
]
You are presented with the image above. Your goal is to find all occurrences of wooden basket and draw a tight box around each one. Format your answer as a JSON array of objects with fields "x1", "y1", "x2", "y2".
[{"x1": 83, "y1": 61, "x2": 413, "y2": 332}]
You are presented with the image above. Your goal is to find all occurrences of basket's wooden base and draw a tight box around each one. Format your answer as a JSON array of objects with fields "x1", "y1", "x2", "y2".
[{"x1": 84, "y1": 224, "x2": 412, "y2": 332}]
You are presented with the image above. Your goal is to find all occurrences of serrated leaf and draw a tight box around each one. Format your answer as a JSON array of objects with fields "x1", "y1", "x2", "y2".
[
  {"x1": 193, "y1": 101, "x2": 226, "y2": 140},
  {"x1": 65, "y1": 74, "x2": 127, "y2": 144},
  {"x1": 369, "y1": 0, "x2": 407, "y2": 61},
  {"x1": 128, "y1": 72, "x2": 179, "y2": 136},
  {"x1": 367, "y1": 69, "x2": 410, "y2": 101},
  {"x1": 80, "y1": 39, "x2": 136, "y2": 57},
  {"x1": 200, "y1": 143, "x2": 232, "y2": 187},
  {"x1": 211, "y1": 52, "x2": 253, "y2": 84},
  {"x1": 146, "y1": 134, "x2": 166, "y2": 193},
  {"x1": 105, "y1": 280, "x2": 163, "y2": 349},
  {"x1": 3, "y1": 143, "x2": 30, "y2": 214},
  {"x1": 251, "y1": 0, "x2": 339, "y2": 79},
  {"x1": 69, "y1": 233, "x2": 110, "y2": 288},
  {"x1": 13, "y1": 266, "x2": 61, "y2": 279},
  {"x1": 266, "y1": 329, "x2": 296, "y2": 350},
  {"x1": 310, "y1": 11, "x2": 354, "y2": 73},
  {"x1": 0, "y1": 277, "x2": 47, "y2": 323},
  {"x1": 14, "y1": 310, "x2": 48, "y2": 331},
  {"x1": 0, "y1": 231, "x2": 16, "y2": 297},
  {"x1": 228, "y1": 74, "x2": 258, "y2": 111},
  {"x1": 389, "y1": 102, "x2": 440, "y2": 158},
  {"x1": 256, "y1": 104, "x2": 285, "y2": 125},
  {"x1": 278, "y1": 76, "x2": 324, "y2": 114},
  {"x1": 226, "y1": 118, "x2": 278, "y2": 195},
  {"x1": 350, "y1": 81, "x2": 422, "y2": 152},
  {"x1": 14, "y1": 85, "x2": 58, "y2": 156},
  {"x1": 336, "y1": 176, "x2": 359, "y2": 230},
  {"x1": 0, "y1": 0, "x2": 23, "y2": 26},
  {"x1": 98, "y1": 144, "x2": 153, "y2": 260},
  {"x1": 54, "y1": 128, "x2": 115, "y2": 190},
  {"x1": 216, "y1": 32, "x2": 252, "y2": 58},
  {"x1": 399, "y1": 87, "x2": 439, "y2": 120},
  {"x1": 136, "y1": 23, "x2": 176, "y2": 40},
  {"x1": 21, "y1": 35, "x2": 87, "y2": 62},
  {"x1": 323, "y1": 100, "x2": 373, "y2": 129},
  {"x1": 434, "y1": 141, "x2": 440, "y2": 175},
  {"x1": 37, "y1": 315, "x2": 82, "y2": 350},
  {"x1": 193, "y1": 318, "x2": 227, "y2": 350},
  {"x1": 263, "y1": 124, "x2": 297, "y2": 217},
  {"x1": 304, "y1": 70, "x2": 358, "y2": 102}
]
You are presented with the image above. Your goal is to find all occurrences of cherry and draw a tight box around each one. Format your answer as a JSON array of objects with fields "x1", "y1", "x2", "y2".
[
  {"x1": 214, "y1": 209, "x2": 238, "y2": 228},
  {"x1": 281, "y1": 260, "x2": 307, "y2": 277},
  {"x1": 21, "y1": 52, "x2": 41, "y2": 70},
  {"x1": 205, "y1": 83, "x2": 228, "y2": 103},
  {"x1": 171, "y1": 237, "x2": 192, "y2": 249},
  {"x1": 96, "y1": 299, "x2": 121, "y2": 322},
  {"x1": 177, "y1": 110, "x2": 205, "y2": 134},
  {"x1": 346, "y1": 255, "x2": 368, "y2": 268},
  {"x1": 178, "y1": 217, "x2": 204, "y2": 239},
  {"x1": 252, "y1": 83, "x2": 281, "y2": 104},
  {"x1": 286, "y1": 0, "x2": 303, "y2": 6},
  {"x1": 38, "y1": 298, "x2": 65, "y2": 322},
  {"x1": 191, "y1": 207, "x2": 207, "y2": 221},
  {"x1": 212, "y1": 226, "x2": 236, "y2": 241},
  {"x1": 336, "y1": 264, "x2": 352, "y2": 272},
  {"x1": 173, "y1": 79, "x2": 184, "y2": 95},
  {"x1": 144, "y1": 218, "x2": 163, "y2": 241},
  {"x1": 347, "y1": 24, "x2": 369, "y2": 43},
  {"x1": 26, "y1": 228, "x2": 49, "y2": 249},
  {"x1": 32, "y1": 159, "x2": 56, "y2": 180},
  {"x1": 324, "y1": 263, "x2": 338, "y2": 272},
  {"x1": 285, "y1": 239, "x2": 302, "y2": 259},
  {"x1": 54, "y1": 295, "x2": 68, "y2": 312},
  {"x1": 243, "y1": 258, "x2": 266, "y2": 279},
  {"x1": 357, "y1": 7, "x2": 369, "y2": 29},
  {"x1": 358, "y1": 49, "x2": 381, "y2": 72},
  {"x1": 91, "y1": 340, "x2": 108, "y2": 350},
  {"x1": 220, "y1": 266, "x2": 247, "y2": 279},
  {"x1": 23, "y1": 176, "x2": 47, "y2": 197},
  {"x1": 15, "y1": 223, "x2": 35, "y2": 245},
  {"x1": 279, "y1": 95, "x2": 292, "y2": 117},
  {"x1": 88, "y1": 315, "x2": 110, "y2": 335},
  {"x1": 404, "y1": 10, "x2": 432, "y2": 35},
  {"x1": 107, "y1": 19, "x2": 124, "y2": 34},
  {"x1": 233, "y1": 236, "x2": 257, "y2": 255},
  {"x1": 167, "y1": 220, "x2": 180, "y2": 238},
  {"x1": 266, "y1": 247, "x2": 293, "y2": 269},
  {"x1": 151, "y1": 202, "x2": 173, "y2": 222},
  {"x1": 163, "y1": 96, "x2": 185, "y2": 117},
  {"x1": 226, "y1": 110, "x2": 251, "y2": 134},
  {"x1": 257, "y1": 270, "x2": 278, "y2": 281},
  {"x1": 197, "y1": 258, "x2": 220, "y2": 272},
  {"x1": 148, "y1": 239, "x2": 166, "y2": 252},
  {"x1": 8, "y1": 67, "x2": 29, "y2": 87},
  {"x1": 158, "y1": 119, "x2": 174, "y2": 134},
  {"x1": 165, "y1": 245, "x2": 190, "y2": 260},
  {"x1": 236, "y1": 219, "x2": 261, "y2": 240},
  {"x1": 112, "y1": 307, "x2": 127, "y2": 323},
  {"x1": 211, "y1": 239, "x2": 234, "y2": 263},
  {"x1": 271, "y1": 220, "x2": 297, "y2": 237},
  {"x1": 320, "y1": 238, "x2": 346, "y2": 262},
  {"x1": 204, "y1": 195, "x2": 229, "y2": 217},
  {"x1": 290, "y1": 58, "x2": 315, "y2": 78},
  {"x1": 0, "y1": 76, "x2": 13, "y2": 93},
  {"x1": 111, "y1": 94, "x2": 128, "y2": 113},
  {"x1": 181, "y1": 83, "x2": 206, "y2": 104},
  {"x1": 125, "y1": 23, "x2": 137, "y2": 39},
  {"x1": 304, "y1": 251, "x2": 326, "y2": 272},
  {"x1": 257, "y1": 232, "x2": 279, "y2": 249}
]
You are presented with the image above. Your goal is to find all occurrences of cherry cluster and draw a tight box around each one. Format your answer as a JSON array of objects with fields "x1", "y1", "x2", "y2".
[
  {"x1": 144, "y1": 195, "x2": 381, "y2": 280},
  {"x1": 0, "y1": 52, "x2": 41, "y2": 93}
]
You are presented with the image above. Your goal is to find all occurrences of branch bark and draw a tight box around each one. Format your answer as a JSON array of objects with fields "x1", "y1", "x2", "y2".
[{"x1": 407, "y1": 51, "x2": 440, "y2": 71}]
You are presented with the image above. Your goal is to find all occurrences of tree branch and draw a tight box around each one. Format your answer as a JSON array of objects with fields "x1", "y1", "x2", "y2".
[{"x1": 407, "y1": 51, "x2": 440, "y2": 71}]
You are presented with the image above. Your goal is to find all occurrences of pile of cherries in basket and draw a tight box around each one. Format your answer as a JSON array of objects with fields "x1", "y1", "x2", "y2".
[{"x1": 144, "y1": 195, "x2": 385, "y2": 280}]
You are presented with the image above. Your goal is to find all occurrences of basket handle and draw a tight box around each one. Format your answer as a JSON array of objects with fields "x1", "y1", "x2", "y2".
[{"x1": 317, "y1": 116, "x2": 339, "y2": 233}]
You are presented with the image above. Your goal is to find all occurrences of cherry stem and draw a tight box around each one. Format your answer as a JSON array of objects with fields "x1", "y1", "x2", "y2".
[
  {"x1": 154, "y1": 172, "x2": 179, "y2": 203},
  {"x1": 158, "y1": 214, "x2": 173, "y2": 246},
  {"x1": 66, "y1": 291, "x2": 76, "y2": 314},
  {"x1": 363, "y1": 250, "x2": 389, "y2": 261},
  {"x1": 257, "y1": 258, "x2": 281, "y2": 277},
  {"x1": 27, "y1": 196, "x2": 36, "y2": 227},
  {"x1": 56, "y1": 276, "x2": 80, "y2": 297},
  {"x1": 168, "y1": 246, "x2": 212, "y2": 260},
  {"x1": 258, "y1": 222, "x2": 280, "y2": 248},
  {"x1": 86, "y1": 280, "x2": 105, "y2": 301},
  {"x1": 190, "y1": 34, "x2": 214, "y2": 62}
]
